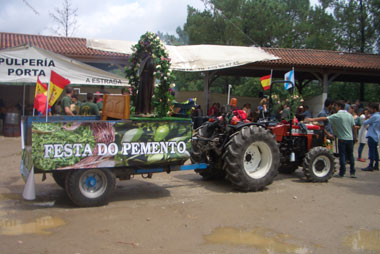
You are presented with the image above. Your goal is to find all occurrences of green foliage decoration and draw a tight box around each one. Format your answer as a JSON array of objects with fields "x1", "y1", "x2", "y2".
[
  {"x1": 271, "y1": 90, "x2": 303, "y2": 121},
  {"x1": 125, "y1": 32, "x2": 176, "y2": 117}
]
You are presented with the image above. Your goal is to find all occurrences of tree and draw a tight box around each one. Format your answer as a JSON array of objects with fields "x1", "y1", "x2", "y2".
[
  {"x1": 304, "y1": 6, "x2": 338, "y2": 50},
  {"x1": 333, "y1": 0, "x2": 376, "y2": 53},
  {"x1": 157, "y1": 27, "x2": 188, "y2": 46},
  {"x1": 49, "y1": 0, "x2": 78, "y2": 37}
]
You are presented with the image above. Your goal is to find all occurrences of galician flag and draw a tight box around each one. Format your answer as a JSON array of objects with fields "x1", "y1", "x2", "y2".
[
  {"x1": 33, "y1": 76, "x2": 47, "y2": 111},
  {"x1": 284, "y1": 70, "x2": 295, "y2": 90},
  {"x1": 260, "y1": 74, "x2": 271, "y2": 91},
  {"x1": 48, "y1": 70, "x2": 71, "y2": 107}
]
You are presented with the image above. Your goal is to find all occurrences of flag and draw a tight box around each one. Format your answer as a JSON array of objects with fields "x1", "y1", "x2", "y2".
[
  {"x1": 48, "y1": 70, "x2": 70, "y2": 107},
  {"x1": 33, "y1": 76, "x2": 47, "y2": 110},
  {"x1": 284, "y1": 70, "x2": 295, "y2": 90},
  {"x1": 260, "y1": 74, "x2": 271, "y2": 91},
  {"x1": 35, "y1": 93, "x2": 48, "y2": 114}
]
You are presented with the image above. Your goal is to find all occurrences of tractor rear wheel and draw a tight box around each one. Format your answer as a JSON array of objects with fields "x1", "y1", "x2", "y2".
[
  {"x1": 303, "y1": 147, "x2": 335, "y2": 182},
  {"x1": 223, "y1": 125, "x2": 279, "y2": 191}
]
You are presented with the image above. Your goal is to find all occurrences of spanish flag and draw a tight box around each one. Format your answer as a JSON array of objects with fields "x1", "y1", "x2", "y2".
[
  {"x1": 260, "y1": 74, "x2": 271, "y2": 91},
  {"x1": 33, "y1": 76, "x2": 47, "y2": 110},
  {"x1": 48, "y1": 71, "x2": 70, "y2": 107}
]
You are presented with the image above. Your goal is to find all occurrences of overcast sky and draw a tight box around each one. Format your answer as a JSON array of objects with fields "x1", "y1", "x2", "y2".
[
  {"x1": 0, "y1": 0, "x2": 205, "y2": 41},
  {"x1": 1, "y1": 0, "x2": 319, "y2": 42}
]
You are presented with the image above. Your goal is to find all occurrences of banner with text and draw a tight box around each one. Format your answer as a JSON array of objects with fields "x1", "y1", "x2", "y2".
[
  {"x1": 0, "y1": 45, "x2": 129, "y2": 86},
  {"x1": 31, "y1": 120, "x2": 192, "y2": 170}
]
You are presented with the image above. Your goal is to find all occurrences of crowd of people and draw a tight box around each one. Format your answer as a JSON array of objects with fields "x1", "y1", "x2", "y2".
[
  {"x1": 204, "y1": 98, "x2": 313, "y2": 123},
  {"x1": 305, "y1": 99, "x2": 379, "y2": 177},
  {"x1": 56, "y1": 85, "x2": 109, "y2": 116},
  {"x1": 203, "y1": 98, "x2": 379, "y2": 178}
]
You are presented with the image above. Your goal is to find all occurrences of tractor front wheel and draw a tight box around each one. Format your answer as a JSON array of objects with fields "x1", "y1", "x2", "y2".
[{"x1": 303, "y1": 147, "x2": 335, "y2": 182}]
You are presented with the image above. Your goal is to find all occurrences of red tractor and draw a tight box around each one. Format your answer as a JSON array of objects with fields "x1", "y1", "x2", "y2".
[
  {"x1": 191, "y1": 80, "x2": 335, "y2": 187},
  {"x1": 265, "y1": 80, "x2": 335, "y2": 181}
]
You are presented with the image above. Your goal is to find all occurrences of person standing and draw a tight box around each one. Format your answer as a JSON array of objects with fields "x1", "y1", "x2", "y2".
[
  {"x1": 304, "y1": 100, "x2": 356, "y2": 178},
  {"x1": 362, "y1": 103, "x2": 380, "y2": 171},
  {"x1": 208, "y1": 103, "x2": 218, "y2": 116},
  {"x1": 99, "y1": 85, "x2": 109, "y2": 95},
  {"x1": 79, "y1": 93, "x2": 100, "y2": 116},
  {"x1": 317, "y1": 98, "x2": 334, "y2": 140},
  {"x1": 94, "y1": 92, "x2": 104, "y2": 111},
  {"x1": 257, "y1": 98, "x2": 270, "y2": 119},
  {"x1": 70, "y1": 93, "x2": 80, "y2": 115},
  {"x1": 300, "y1": 105, "x2": 312, "y2": 119},
  {"x1": 61, "y1": 87, "x2": 74, "y2": 116},
  {"x1": 357, "y1": 108, "x2": 370, "y2": 162}
]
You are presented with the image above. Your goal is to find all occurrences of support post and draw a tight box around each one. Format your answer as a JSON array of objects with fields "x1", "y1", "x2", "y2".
[
  {"x1": 322, "y1": 73, "x2": 329, "y2": 106},
  {"x1": 203, "y1": 72, "x2": 210, "y2": 114}
]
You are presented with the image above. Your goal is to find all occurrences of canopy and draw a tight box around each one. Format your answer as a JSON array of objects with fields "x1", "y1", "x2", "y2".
[
  {"x1": 0, "y1": 45, "x2": 130, "y2": 86},
  {"x1": 86, "y1": 39, "x2": 279, "y2": 72}
]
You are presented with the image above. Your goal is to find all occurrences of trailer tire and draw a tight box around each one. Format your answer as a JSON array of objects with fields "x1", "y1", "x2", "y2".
[
  {"x1": 65, "y1": 168, "x2": 116, "y2": 207},
  {"x1": 303, "y1": 147, "x2": 335, "y2": 182},
  {"x1": 52, "y1": 171, "x2": 67, "y2": 189},
  {"x1": 223, "y1": 125, "x2": 279, "y2": 191}
]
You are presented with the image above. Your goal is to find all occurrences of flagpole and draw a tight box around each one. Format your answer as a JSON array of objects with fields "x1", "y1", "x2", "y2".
[
  {"x1": 22, "y1": 84, "x2": 26, "y2": 116},
  {"x1": 269, "y1": 69, "x2": 273, "y2": 117},
  {"x1": 33, "y1": 76, "x2": 38, "y2": 117},
  {"x1": 292, "y1": 66, "x2": 295, "y2": 90},
  {"x1": 45, "y1": 73, "x2": 51, "y2": 122}
]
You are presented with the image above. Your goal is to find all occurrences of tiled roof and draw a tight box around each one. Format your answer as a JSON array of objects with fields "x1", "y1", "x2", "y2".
[
  {"x1": 262, "y1": 48, "x2": 380, "y2": 71},
  {"x1": 1, "y1": 32, "x2": 379, "y2": 72},
  {"x1": 0, "y1": 32, "x2": 127, "y2": 59}
]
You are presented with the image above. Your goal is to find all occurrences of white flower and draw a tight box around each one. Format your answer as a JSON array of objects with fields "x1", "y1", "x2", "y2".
[
  {"x1": 170, "y1": 83, "x2": 176, "y2": 88},
  {"x1": 156, "y1": 65, "x2": 161, "y2": 69}
]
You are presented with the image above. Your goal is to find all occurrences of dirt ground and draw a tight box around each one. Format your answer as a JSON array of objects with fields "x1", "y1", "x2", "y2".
[{"x1": 0, "y1": 136, "x2": 379, "y2": 254}]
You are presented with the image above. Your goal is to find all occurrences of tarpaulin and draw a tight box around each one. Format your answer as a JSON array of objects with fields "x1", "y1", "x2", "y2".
[
  {"x1": 86, "y1": 39, "x2": 279, "y2": 72},
  {"x1": 0, "y1": 45, "x2": 130, "y2": 86}
]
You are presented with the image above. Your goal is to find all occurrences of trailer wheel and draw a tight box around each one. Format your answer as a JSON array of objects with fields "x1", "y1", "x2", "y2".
[
  {"x1": 303, "y1": 147, "x2": 335, "y2": 182},
  {"x1": 191, "y1": 123, "x2": 225, "y2": 180},
  {"x1": 223, "y1": 125, "x2": 279, "y2": 191},
  {"x1": 65, "y1": 168, "x2": 116, "y2": 207},
  {"x1": 52, "y1": 171, "x2": 67, "y2": 189}
]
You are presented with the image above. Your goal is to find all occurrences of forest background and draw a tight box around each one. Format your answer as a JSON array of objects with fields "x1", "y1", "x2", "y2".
[{"x1": 155, "y1": 0, "x2": 380, "y2": 103}]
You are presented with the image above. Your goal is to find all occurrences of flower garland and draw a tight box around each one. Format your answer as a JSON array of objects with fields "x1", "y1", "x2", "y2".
[
  {"x1": 272, "y1": 92, "x2": 303, "y2": 121},
  {"x1": 125, "y1": 32, "x2": 175, "y2": 117}
]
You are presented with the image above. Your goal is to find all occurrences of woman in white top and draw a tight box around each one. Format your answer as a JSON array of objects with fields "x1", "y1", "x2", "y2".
[{"x1": 357, "y1": 108, "x2": 370, "y2": 162}]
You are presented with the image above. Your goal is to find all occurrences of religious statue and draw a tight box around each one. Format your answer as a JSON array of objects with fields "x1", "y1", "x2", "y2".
[{"x1": 135, "y1": 52, "x2": 155, "y2": 116}]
